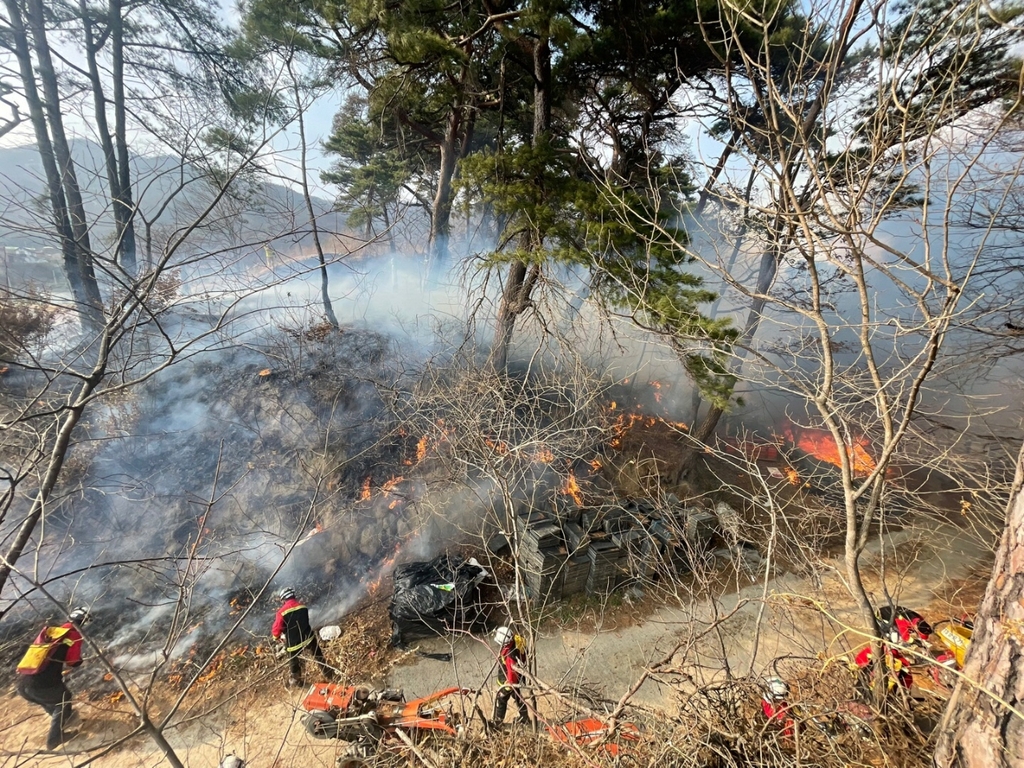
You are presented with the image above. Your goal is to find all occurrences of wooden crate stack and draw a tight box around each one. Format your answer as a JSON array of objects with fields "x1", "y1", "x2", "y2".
[
  {"x1": 561, "y1": 553, "x2": 591, "y2": 595},
  {"x1": 586, "y1": 535, "x2": 627, "y2": 593},
  {"x1": 515, "y1": 512, "x2": 566, "y2": 601},
  {"x1": 510, "y1": 497, "x2": 718, "y2": 601}
]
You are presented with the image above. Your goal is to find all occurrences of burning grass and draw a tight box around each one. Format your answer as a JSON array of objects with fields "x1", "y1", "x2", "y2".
[{"x1": 781, "y1": 421, "x2": 878, "y2": 477}]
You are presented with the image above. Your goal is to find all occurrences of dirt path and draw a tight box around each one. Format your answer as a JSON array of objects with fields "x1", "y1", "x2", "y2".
[
  {"x1": 390, "y1": 520, "x2": 992, "y2": 712},
  {"x1": 0, "y1": 520, "x2": 991, "y2": 766}
]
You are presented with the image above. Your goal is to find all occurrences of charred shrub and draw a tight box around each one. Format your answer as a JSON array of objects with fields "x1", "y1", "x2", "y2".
[{"x1": 0, "y1": 289, "x2": 55, "y2": 363}]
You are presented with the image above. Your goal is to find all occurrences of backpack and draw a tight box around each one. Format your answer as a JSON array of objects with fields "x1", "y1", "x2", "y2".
[
  {"x1": 513, "y1": 634, "x2": 527, "y2": 656},
  {"x1": 16, "y1": 625, "x2": 71, "y2": 675}
]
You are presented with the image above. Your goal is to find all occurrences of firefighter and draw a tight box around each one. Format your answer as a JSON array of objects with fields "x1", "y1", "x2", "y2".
[
  {"x1": 15, "y1": 607, "x2": 89, "y2": 750},
  {"x1": 854, "y1": 641, "x2": 914, "y2": 692},
  {"x1": 492, "y1": 626, "x2": 530, "y2": 727},
  {"x1": 877, "y1": 605, "x2": 933, "y2": 645},
  {"x1": 271, "y1": 588, "x2": 330, "y2": 687},
  {"x1": 760, "y1": 677, "x2": 794, "y2": 738}
]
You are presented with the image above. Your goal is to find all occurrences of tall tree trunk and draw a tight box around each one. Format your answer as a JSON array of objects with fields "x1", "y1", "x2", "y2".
[
  {"x1": 289, "y1": 60, "x2": 338, "y2": 329},
  {"x1": 675, "y1": 0, "x2": 866, "y2": 475},
  {"x1": 427, "y1": 110, "x2": 460, "y2": 275},
  {"x1": 81, "y1": 0, "x2": 129, "y2": 273},
  {"x1": 110, "y1": 0, "x2": 137, "y2": 275},
  {"x1": 677, "y1": 242, "x2": 783, "y2": 472},
  {"x1": 491, "y1": 260, "x2": 540, "y2": 370},
  {"x1": 933, "y1": 443, "x2": 1024, "y2": 767},
  {"x1": 4, "y1": 0, "x2": 99, "y2": 329},
  {"x1": 26, "y1": 0, "x2": 104, "y2": 326},
  {"x1": 489, "y1": 21, "x2": 550, "y2": 371}
]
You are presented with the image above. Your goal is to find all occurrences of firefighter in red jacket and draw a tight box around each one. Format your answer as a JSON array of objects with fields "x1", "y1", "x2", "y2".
[
  {"x1": 760, "y1": 677, "x2": 794, "y2": 739},
  {"x1": 854, "y1": 642, "x2": 913, "y2": 690},
  {"x1": 492, "y1": 626, "x2": 530, "y2": 727},
  {"x1": 15, "y1": 607, "x2": 89, "y2": 750},
  {"x1": 271, "y1": 588, "x2": 330, "y2": 687}
]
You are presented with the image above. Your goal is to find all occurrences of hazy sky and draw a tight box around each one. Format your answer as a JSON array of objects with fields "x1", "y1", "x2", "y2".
[{"x1": 0, "y1": 0, "x2": 343, "y2": 197}]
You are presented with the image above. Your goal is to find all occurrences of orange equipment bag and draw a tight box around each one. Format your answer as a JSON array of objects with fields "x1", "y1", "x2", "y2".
[{"x1": 16, "y1": 625, "x2": 71, "y2": 675}]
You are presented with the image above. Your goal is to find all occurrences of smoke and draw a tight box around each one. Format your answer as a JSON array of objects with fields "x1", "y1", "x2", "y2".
[
  {"x1": 7, "y1": 130, "x2": 1020, "y2": 679},
  {"x1": 0, "y1": 248, "x2": 602, "y2": 675}
]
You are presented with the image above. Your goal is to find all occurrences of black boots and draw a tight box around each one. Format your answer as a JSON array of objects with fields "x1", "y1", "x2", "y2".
[{"x1": 45, "y1": 703, "x2": 76, "y2": 750}]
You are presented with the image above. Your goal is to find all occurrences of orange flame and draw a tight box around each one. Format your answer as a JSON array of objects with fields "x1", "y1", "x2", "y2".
[
  {"x1": 533, "y1": 447, "x2": 555, "y2": 463},
  {"x1": 783, "y1": 423, "x2": 876, "y2": 476},
  {"x1": 607, "y1": 411, "x2": 685, "y2": 449},
  {"x1": 561, "y1": 472, "x2": 585, "y2": 505},
  {"x1": 299, "y1": 521, "x2": 323, "y2": 543},
  {"x1": 416, "y1": 436, "x2": 429, "y2": 462},
  {"x1": 589, "y1": 458, "x2": 603, "y2": 472},
  {"x1": 198, "y1": 654, "x2": 225, "y2": 683},
  {"x1": 366, "y1": 545, "x2": 402, "y2": 595},
  {"x1": 485, "y1": 438, "x2": 508, "y2": 455},
  {"x1": 381, "y1": 476, "x2": 403, "y2": 495},
  {"x1": 360, "y1": 476, "x2": 372, "y2": 501},
  {"x1": 784, "y1": 467, "x2": 800, "y2": 485}
]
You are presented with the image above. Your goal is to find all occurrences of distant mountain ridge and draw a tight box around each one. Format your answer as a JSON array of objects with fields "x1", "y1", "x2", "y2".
[{"x1": 0, "y1": 138, "x2": 345, "y2": 254}]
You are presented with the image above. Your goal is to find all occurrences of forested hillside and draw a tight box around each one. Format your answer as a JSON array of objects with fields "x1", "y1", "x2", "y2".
[{"x1": 0, "y1": 0, "x2": 1022, "y2": 766}]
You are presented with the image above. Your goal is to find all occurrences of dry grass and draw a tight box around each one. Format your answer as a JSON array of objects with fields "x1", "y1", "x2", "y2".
[
  {"x1": 318, "y1": 587, "x2": 410, "y2": 683},
  {"x1": 0, "y1": 288, "x2": 55, "y2": 362}
]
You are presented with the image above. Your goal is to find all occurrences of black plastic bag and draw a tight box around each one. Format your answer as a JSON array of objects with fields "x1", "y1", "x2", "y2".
[{"x1": 389, "y1": 554, "x2": 488, "y2": 646}]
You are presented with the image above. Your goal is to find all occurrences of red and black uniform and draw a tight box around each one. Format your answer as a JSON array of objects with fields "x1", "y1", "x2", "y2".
[
  {"x1": 878, "y1": 606, "x2": 932, "y2": 644},
  {"x1": 16, "y1": 623, "x2": 83, "y2": 750},
  {"x1": 761, "y1": 697, "x2": 794, "y2": 739},
  {"x1": 271, "y1": 597, "x2": 328, "y2": 685},
  {"x1": 854, "y1": 644, "x2": 913, "y2": 690},
  {"x1": 493, "y1": 637, "x2": 530, "y2": 725}
]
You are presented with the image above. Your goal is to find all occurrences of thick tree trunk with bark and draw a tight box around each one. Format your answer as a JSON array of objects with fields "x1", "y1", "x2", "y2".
[
  {"x1": 933, "y1": 444, "x2": 1024, "y2": 767},
  {"x1": 489, "y1": 21, "x2": 550, "y2": 371},
  {"x1": 490, "y1": 259, "x2": 540, "y2": 370},
  {"x1": 26, "y1": 0, "x2": 104, "y2": 325},
  {"x1": 428, "y1": 110, "x2": 461, "y2": 271},
  {"x1": 5, "y1": 0, "x2": 102, "y2": 330}
]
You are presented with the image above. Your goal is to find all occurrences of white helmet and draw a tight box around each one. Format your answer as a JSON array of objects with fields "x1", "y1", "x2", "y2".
[
  {"x1": 493, "y1": 626, "x2": 514, "y2": 646},
  {"x1": 220, "y1": 756, "x2": 245, "y2": 768},
  {"x1": 68, "y1": 607, "x2": 90, "y2": 625},
  {"x1": 276, "y1": 587, "x2": 296, "y2": 602},
  {"x1": 765, "y1": 676, "x2": 789, "y2": 699}
]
